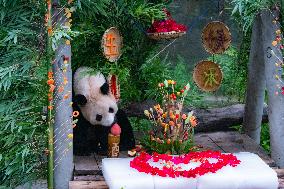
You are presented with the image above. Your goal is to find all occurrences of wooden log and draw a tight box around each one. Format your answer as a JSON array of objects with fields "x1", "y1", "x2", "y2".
[
  {"x1": 243, "y1": 12, "x2": 266, "y2": 144},
  {"x1": 261, "y1": 9, "x2": 284, "y2": 168},
  {"x1": 123, "y1": 102, "x2": 268, "y2": 132}
]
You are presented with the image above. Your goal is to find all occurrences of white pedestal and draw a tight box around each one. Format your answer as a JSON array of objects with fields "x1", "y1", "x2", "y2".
[{"x1": 102, "y1": 152, "x2": 278, "y2": 189}]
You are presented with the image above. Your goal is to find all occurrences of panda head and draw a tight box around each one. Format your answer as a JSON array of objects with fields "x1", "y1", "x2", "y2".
[{"x1": 74, "y1": 68, "x2": 118, "y2": 126}]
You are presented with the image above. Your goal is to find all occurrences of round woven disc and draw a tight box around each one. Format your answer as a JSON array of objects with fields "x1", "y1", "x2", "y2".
[
  {"x1": 101, "y1": 27, "x2": 123, "y2": 62},
  {"x1": 201, "y1": 21, "x2": 231, "y2": 54},
  {"x1": 193, "y1": 60, "x2": 223, "y2": 92}
]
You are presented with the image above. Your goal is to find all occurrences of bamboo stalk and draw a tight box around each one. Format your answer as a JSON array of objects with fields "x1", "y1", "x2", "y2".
[{"x1": 46, "y1": 0, "x2": 54, "y2": 188}]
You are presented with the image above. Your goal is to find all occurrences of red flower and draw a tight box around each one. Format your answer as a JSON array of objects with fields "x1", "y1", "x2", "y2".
[{"x1": 282, "y1": 87, "x2": 284, "y2": 95}]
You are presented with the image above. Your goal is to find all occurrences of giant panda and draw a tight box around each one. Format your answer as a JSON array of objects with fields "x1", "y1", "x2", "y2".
[{"x1": 73, "y1": 67, "x2": 135, "y2": 155}]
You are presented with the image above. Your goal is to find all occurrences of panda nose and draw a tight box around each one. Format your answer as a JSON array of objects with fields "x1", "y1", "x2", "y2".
[{"x1": 96, "y1": 114, "x2": 102, "y2": 121}]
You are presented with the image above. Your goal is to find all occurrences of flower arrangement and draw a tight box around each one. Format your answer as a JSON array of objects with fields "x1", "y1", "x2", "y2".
[{"x1": 142, "y1": 80, "x2": 197, "y2": 155}]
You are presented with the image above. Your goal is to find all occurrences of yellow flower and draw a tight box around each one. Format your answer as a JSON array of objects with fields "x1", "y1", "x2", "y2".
[
  {"x1": 276, "y1": 30, "x2": 281, "y2": 35},
  {"x1": 68, "y1": 134, "x2": 73, "y2": 139},
  {"x1": 66, "y1": 40, "x2": 71, "y2": 45},
  {"x1": 144, "y1": 110, "x2": 150, "y2": 117},
  {"x1": 272, "y1": 40, "x2": 278, "y2": 46}
]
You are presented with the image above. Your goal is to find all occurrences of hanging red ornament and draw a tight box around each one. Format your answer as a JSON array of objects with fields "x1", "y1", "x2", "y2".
[
  {"x1": 147, "y1": 9, "x2": 187, "y2": 40},
  {"x1": 108, "y1": 74, "x2": 120, "y2": 102}
]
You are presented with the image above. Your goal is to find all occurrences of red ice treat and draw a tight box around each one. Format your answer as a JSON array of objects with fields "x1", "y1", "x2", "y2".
[{"x1": 111, "y1": 123, "x2": 121, "y2": 136}]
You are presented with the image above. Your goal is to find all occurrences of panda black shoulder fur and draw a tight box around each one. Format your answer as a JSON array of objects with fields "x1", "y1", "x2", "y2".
[{"x1": 73, "y1": 67, "x2": 135, "y2": 155}]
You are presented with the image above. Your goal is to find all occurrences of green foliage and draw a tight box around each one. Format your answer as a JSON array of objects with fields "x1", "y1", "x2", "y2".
[
  {"x1": 231, "y1": 0, "x2": 280, "y2": 33},
  {"x1": 0, "y1": 0, "x2": 48, "y2": 187},
  {"x1": 139, "y1": 55, "x2": 204, "y2": 106},
  {"x1": 141, "y1": 137, "x2": 196, "y2": 154},
  {"x1": 129, "y1": 117, "x2": 151, "y2": 132},
  {"x1": 208, "y1": 46, "x2": 247, "y2": 102},
  {"x1": 260, "y1": 123, "x2": 270, "y2": 153},
  {"x1": 71, "y1": 0, "x2": 166, "y2": 103}
]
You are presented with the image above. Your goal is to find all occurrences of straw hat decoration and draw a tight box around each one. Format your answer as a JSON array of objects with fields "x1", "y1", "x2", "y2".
[{"x1": 193, "y1": 60, "x2": 223, "y2": 92}]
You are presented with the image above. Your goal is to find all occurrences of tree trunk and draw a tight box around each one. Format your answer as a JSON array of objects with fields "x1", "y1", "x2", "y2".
[
  {"x1": 243, "y1": 13, "x2": 266, "y2": 144},
  {"x1": 53, "y1": 2, "x2": 74, "y2": 188},
  {"x1": 261, "y1": 9, "x2": 284, "y2": 168}
]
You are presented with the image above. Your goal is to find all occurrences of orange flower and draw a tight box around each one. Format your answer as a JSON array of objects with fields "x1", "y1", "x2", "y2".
[
  {"x1": 166, "y1": 139, "x2": 171, "y2": 145},
  {"x1": 48, "y1": 105, "x2": 53, "y2": 110},
  {"x1": 47, "y1": 27, "x2": 53, "y2": 36},
  {"x1": 154, "y1": 104, "x2": 161, "y2": 111},
  {"x1": 190, "y1": 116, "x2": 197, "y2": 127},
  {"x1": 73, "y1": 111, "x2": 79, "y2": 117},
  {"x1": 47, "y1": 79, "x2": 54, "y2": 85},
  {"x1": 169, "y1": 121, "x2": 175, "y2": 126},
  {"x1": 182, "y1": 114, "x2": 187, "y2": 120},
  {"x1": 49, "y1": 84, "x2": 55, "y2": 92},
  {"x1": 63, "y1": 77, "x2": 68, "y2": 85},
  {"x1": 48, "y1": 71, "x2": 53, "y2": 79},
  {"x1": 162, "y1": 113, "x2": 167, "y2": 118},
  {"x1": 64, "y1": 94, "x2": 70, "y2": 99},
  {"x1": 58, "y1": 86, "x2": 64, "y2": 93}
]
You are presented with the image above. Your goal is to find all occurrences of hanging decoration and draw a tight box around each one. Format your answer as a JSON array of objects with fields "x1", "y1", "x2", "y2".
[
  {"x1": 101, "y1": 27, "x2": 123, "y2": 62},
  {"x1": 108, "y1": 74, "x2": 120, "y2": 101},
  {"x1": 147, "y1": 9, "x2": 187, "y2": 40},
  {"x1": 201, "y1": 21, "x2": 231, "y2": 54},
  {"x1": 193, "y1": 60, "x2": 223, "y2": 92}
]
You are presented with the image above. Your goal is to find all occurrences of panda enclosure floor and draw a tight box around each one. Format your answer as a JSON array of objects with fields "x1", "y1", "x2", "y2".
[{"x1": 69, "y1": 131, "x2": 284, "y2": 189}]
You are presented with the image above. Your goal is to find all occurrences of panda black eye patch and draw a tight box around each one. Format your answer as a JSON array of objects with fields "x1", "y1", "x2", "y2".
[
  {"x1": 74, "y1": 94, "x2": 87, "y2": 106},
  {"x1": 109, "y1": 107, "x2": 114, "y2": 113}
]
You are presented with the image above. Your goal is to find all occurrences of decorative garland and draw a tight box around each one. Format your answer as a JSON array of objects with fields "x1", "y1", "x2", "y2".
[{"x1": 130, "y1": 150, "x2": 240, "y2": 178}]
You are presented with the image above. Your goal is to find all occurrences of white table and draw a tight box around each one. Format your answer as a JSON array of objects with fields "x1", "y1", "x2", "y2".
[{"x1": 102, "y1": 152, "x2": 278, "y2": 189}]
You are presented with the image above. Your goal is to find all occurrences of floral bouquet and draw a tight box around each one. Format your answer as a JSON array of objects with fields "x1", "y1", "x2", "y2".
[{"x1": 142, "y1": 80, "x2": 198, "y2": 155}]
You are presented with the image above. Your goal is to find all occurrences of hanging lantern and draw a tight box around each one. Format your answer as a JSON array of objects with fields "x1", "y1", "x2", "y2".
[
  {"x1": 101, "y1": 27, "x2": 123, "y2": 62},
  {"x1": 201, "y1": 21, "x2": 231, "y2": 54}
]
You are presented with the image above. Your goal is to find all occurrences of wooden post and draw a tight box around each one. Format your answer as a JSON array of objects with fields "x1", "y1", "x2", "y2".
[
  {"x1": 52, "y1": 1, "x2": 74, "y2": 188},
  {"x1": 261, "y1": 9, "x2": 284, "y2": 168},
  {"x1": 243, "y1": 13, "x2": 266, "y2": 144}
]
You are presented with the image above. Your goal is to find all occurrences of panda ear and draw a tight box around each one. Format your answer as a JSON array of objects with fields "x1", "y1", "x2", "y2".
[
  {"x1": 74, "y1": 94, "x2": 87, "y2": 106},
  {"x1": 100, "y1": 82, "x2": 109, "y2": 95}
]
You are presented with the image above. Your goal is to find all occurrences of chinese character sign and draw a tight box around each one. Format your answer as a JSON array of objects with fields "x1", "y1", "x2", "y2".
[
  {"x1": 201, "y1": 21, "x2": 231, "y2": 54},
  {"x1": 102, "y1": 27, "x2": 122, "y2": 62}
]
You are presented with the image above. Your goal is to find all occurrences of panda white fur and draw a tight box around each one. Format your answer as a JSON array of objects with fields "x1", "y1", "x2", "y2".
[
  {"x1": 73, "y1": 67, "x2": 118, "y2": 126},
  {"x1": 73, "y1": 67, "x2": 135, "y2": 155}
]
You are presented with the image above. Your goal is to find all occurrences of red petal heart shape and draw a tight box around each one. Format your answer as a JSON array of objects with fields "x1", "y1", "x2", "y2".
[{"x1": 130, "y1": 150, "x2": 240, "y2": 178}]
